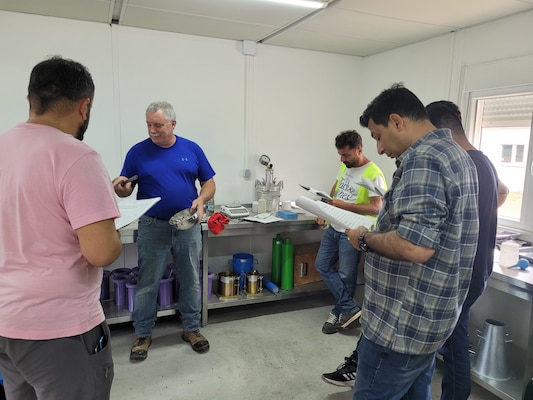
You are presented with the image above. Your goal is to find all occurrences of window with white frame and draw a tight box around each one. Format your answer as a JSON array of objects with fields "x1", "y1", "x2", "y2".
[{"x1": 465, "y1": 88, "x2": 533, "y2": 230}]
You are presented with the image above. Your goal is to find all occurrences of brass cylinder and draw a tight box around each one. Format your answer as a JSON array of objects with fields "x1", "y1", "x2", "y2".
[
  {"x1": 246, "y1": 270, "x2": 262, "y2": 294},
  {"x1": 218, "y1": 271, "x2": 238, "y2": 296}
]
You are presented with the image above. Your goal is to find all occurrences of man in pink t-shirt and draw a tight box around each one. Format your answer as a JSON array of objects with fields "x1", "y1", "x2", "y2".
[{"x1": 0, "y1": 57, "x2": 122, "y2": 400}]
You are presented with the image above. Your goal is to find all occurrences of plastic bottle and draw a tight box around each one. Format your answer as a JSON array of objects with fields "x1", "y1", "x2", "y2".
[
  {"x1": 206, "y1": 197, "x2": 215, "y2": 216},
  {"x1": 271, "y1": 234, "x2": 283, "y2": 285},
  {"x1": 257, "y1": 195, "x2": 267, "y2": 214},
  {"x1": 271, "y1": 197, "x2": 279, "y2": 214},
  {"x1": 281, "y1": 237, "x2": 294, "y2": 290}
]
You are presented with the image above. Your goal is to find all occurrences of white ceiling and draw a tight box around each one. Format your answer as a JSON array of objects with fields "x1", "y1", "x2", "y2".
[{"x1": 1, "y1": 0, "x2": 533, "y2": 57}]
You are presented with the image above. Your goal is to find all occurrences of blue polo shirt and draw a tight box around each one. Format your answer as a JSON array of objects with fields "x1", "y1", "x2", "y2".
[{"x1": 121, "y1": 135, "x2": 215, "y2": 220}]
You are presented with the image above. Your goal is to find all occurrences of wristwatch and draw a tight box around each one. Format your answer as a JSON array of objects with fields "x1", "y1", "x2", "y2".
[{"x1": 358, "y1": 231, "x2": 372, "y2": 253}]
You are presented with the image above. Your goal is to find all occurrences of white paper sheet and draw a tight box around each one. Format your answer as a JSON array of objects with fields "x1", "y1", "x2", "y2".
[
  {"x1": 115, "y1": 197, "x2": 161, "y2": 230},
  {"x1": 244, "y1": 214, "x2": 283, "y2": 224},
  {"x1": 356, "y1": 177, "x2": 387, "y2": 197},
  {"x1": 295, "y1": 196, "x2": 375, "y2": 229},
  {"x1": 298, "y1": 184, "x2": 332, "y2": 200}
]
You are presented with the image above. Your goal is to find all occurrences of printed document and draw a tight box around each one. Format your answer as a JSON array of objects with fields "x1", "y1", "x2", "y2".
[
  {"x1": 115, "y1": 197, "x2": 161, "y2": 230},
  {"x1": 298, "y1": 184, "x2": 332, "y2": 201},
  {"x1": 295, "y1": 196, "x2": 374, "y2": 229},
  {"x1": 356, "y1": 177, "x2": 386, "y2": 197}
]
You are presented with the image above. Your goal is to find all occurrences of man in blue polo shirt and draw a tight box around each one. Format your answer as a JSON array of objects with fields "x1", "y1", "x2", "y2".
[{"x1": 114, "y1": 101, "x2": 216, "y2": 363}]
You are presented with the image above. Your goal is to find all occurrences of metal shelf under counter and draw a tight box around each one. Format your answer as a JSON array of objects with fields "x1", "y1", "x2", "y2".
[
  {"x1": 207, "y1": 280, "x2": 329, "y2": 310},
  {"x1": 108, "y1": 210, "x2": 327, "y2": 326},
  {"x1": 102, "y1": 299, "x2": 180, "y2": 325},
  {"x1": 200, "y1": 211, "x2": 325, "y2": 326}
]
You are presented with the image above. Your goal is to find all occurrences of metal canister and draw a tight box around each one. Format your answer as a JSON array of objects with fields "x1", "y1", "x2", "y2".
[
  {"x1": 245, "y1": 270, "x2": 263, "y2": 294},
  {"x1": 218, "y1": 271, "x2": 239, "y2": 297}
]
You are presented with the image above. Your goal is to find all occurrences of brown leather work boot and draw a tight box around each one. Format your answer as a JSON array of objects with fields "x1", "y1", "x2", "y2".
[
  {"x1": 182, "y1": 330, "x2": 209, "y2": 353},
  {"x1": 130, "y1": 336, "x2": 152, "y2": 362}
]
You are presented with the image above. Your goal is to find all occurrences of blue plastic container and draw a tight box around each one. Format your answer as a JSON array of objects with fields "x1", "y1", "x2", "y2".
[{"x1": 232, "y1": 253, "x2": 257, "y2": 290}]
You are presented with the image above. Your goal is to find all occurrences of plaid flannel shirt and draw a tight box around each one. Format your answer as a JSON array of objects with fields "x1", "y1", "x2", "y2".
[{"x1": 361, "y1": 128, "x2": 479, "y2": 355}]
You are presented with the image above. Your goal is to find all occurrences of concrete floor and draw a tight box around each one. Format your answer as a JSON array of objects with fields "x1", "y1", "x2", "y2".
[{"x1": 108, "y1": 294, "x2": 502, "y2": 400}]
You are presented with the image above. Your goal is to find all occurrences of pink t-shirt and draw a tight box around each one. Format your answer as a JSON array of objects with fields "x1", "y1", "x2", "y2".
[{"x1": 0, "y1": 123, "x2": 120, "y2": 340}]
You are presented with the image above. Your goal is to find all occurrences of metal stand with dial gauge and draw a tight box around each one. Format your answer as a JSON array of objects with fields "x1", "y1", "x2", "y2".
[
  {"x1": 255, "y1": 154, "x2": 283, "y2": 213},
  {"x1": 259, "y1": 154, "x2": 270, "y2": 167}
]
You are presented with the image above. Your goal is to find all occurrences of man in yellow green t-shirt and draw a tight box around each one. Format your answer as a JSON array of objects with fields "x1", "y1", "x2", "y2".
[{"x1": 315, "y1": 130, "x2": 386, "y2": 334}]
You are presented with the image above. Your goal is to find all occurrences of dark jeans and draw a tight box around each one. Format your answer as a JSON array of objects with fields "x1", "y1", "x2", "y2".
[
  {"x1": 439, "y1": 293, "x2": 479, "y2": 400},
  {"x1": 353, "y1": 335, "x2": 435, "y2": 400}
]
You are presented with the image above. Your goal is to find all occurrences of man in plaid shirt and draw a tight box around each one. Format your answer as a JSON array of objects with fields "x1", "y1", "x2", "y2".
[{"x1": 344, "y1": 84, "x2": 479, "y2": 400}]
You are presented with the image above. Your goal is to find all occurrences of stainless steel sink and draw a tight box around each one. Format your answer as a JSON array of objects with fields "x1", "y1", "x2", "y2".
[
  {"x1": 519, "y1": 246, "x2": 533, "y2": 252},
  {"x1": 519, "y1": 246, "x2": 533, "y2": 262}
]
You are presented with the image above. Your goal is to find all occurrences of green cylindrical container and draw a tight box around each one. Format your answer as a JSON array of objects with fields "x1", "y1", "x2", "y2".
[
  {"x1": 281, "y1": 237, "x2": 294, "y2": 290},
  {"x1": 271, "y1": 234, "x2": 283, "y2": 285}
]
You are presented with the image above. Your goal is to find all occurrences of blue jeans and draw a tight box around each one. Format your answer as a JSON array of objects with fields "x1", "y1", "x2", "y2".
[
  {"x1": 353, "y1": 335, "x2": 435, "y2": 400},
  {"x1": 439, "y1": 292, "x2": 479, "y2": 400},
  {"x1": 133, "y1": 215, "x2": 201, "y2": 336},
  {"x1": 315, "y1": 226, "x2": 361, "y2": 316}
]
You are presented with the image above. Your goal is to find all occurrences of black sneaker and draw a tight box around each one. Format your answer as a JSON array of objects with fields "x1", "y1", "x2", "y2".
[
  {"x1": 335, "y1": 306, "x2": 362, "y2": 330},
  {"x1": 322, "y1": 312, "x2": 339, "y2": 334},
  {"x1": 321, "y1": 349, "x2": 358, "y2": 387}
]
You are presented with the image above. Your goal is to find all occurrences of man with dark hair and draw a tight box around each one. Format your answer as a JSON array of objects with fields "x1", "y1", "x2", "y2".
[
  {"x1": 315, "y1": 130, "x2": 385, "y2": 335},
  {"x1": 322, "y1": 99, "x2": 509, "y2": 394},
  {"x1": 426, "y1": 100, "x2": 508, "y2": 400},
  {"x1": 343, "y1": 83, "x2": 479, "y2": 399},
  {"x1": 0, "y1": 56, "x2": 122, "y2": 399}
]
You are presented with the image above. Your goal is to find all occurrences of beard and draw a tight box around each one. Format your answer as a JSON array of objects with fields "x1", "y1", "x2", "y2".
[
  {"x1": 76, "y1": 109, "x2": 91, "y2": 141},
  {"x1": 343, "y1": 161, "x2": 356, "y2": 168}
]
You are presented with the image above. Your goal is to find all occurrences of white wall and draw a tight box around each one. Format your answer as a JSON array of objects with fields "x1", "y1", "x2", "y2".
[
  {"x1": 357, "y1": 35, "x2": 454, "y2": 180},
  {"x1": 1, "y1": 9, "x2": 532, "y2": 205},
  {"x1": 0, "y1": 12, "x2": 121, "y2": 174},
  {"x1": 0, "y1": 10, "x2": 362, "y2": 205},
  {"x1": 252, "y1": 44, "x2": 362, "y2": 202},
  {"x1": 111, "y1": 25, "x2": 248, "y2": 202}
]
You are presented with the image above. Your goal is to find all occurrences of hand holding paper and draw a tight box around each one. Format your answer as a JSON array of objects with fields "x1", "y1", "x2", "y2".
[
  {"x1": 295, "y1": 196, "x2": 374, "y2": 229},
  {"x1": 115, "y1": 197, "x2": 161, "y2": 229}
]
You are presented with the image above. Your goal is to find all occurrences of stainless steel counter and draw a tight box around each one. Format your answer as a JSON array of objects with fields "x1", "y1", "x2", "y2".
[
  {"x1": 111, "y1": 212, "x2": 327, "y2": 326},
  {"x1": 490, "y1": 249, "x2": 533, "y2": 298},
  {"x1": 468, "y1": 251, "x2": 533, "y2": 400}
]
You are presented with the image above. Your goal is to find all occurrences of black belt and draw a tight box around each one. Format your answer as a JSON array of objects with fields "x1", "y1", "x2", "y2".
[{"x1": 146, "y1": 215, "x2": 169, "y2": 222}]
